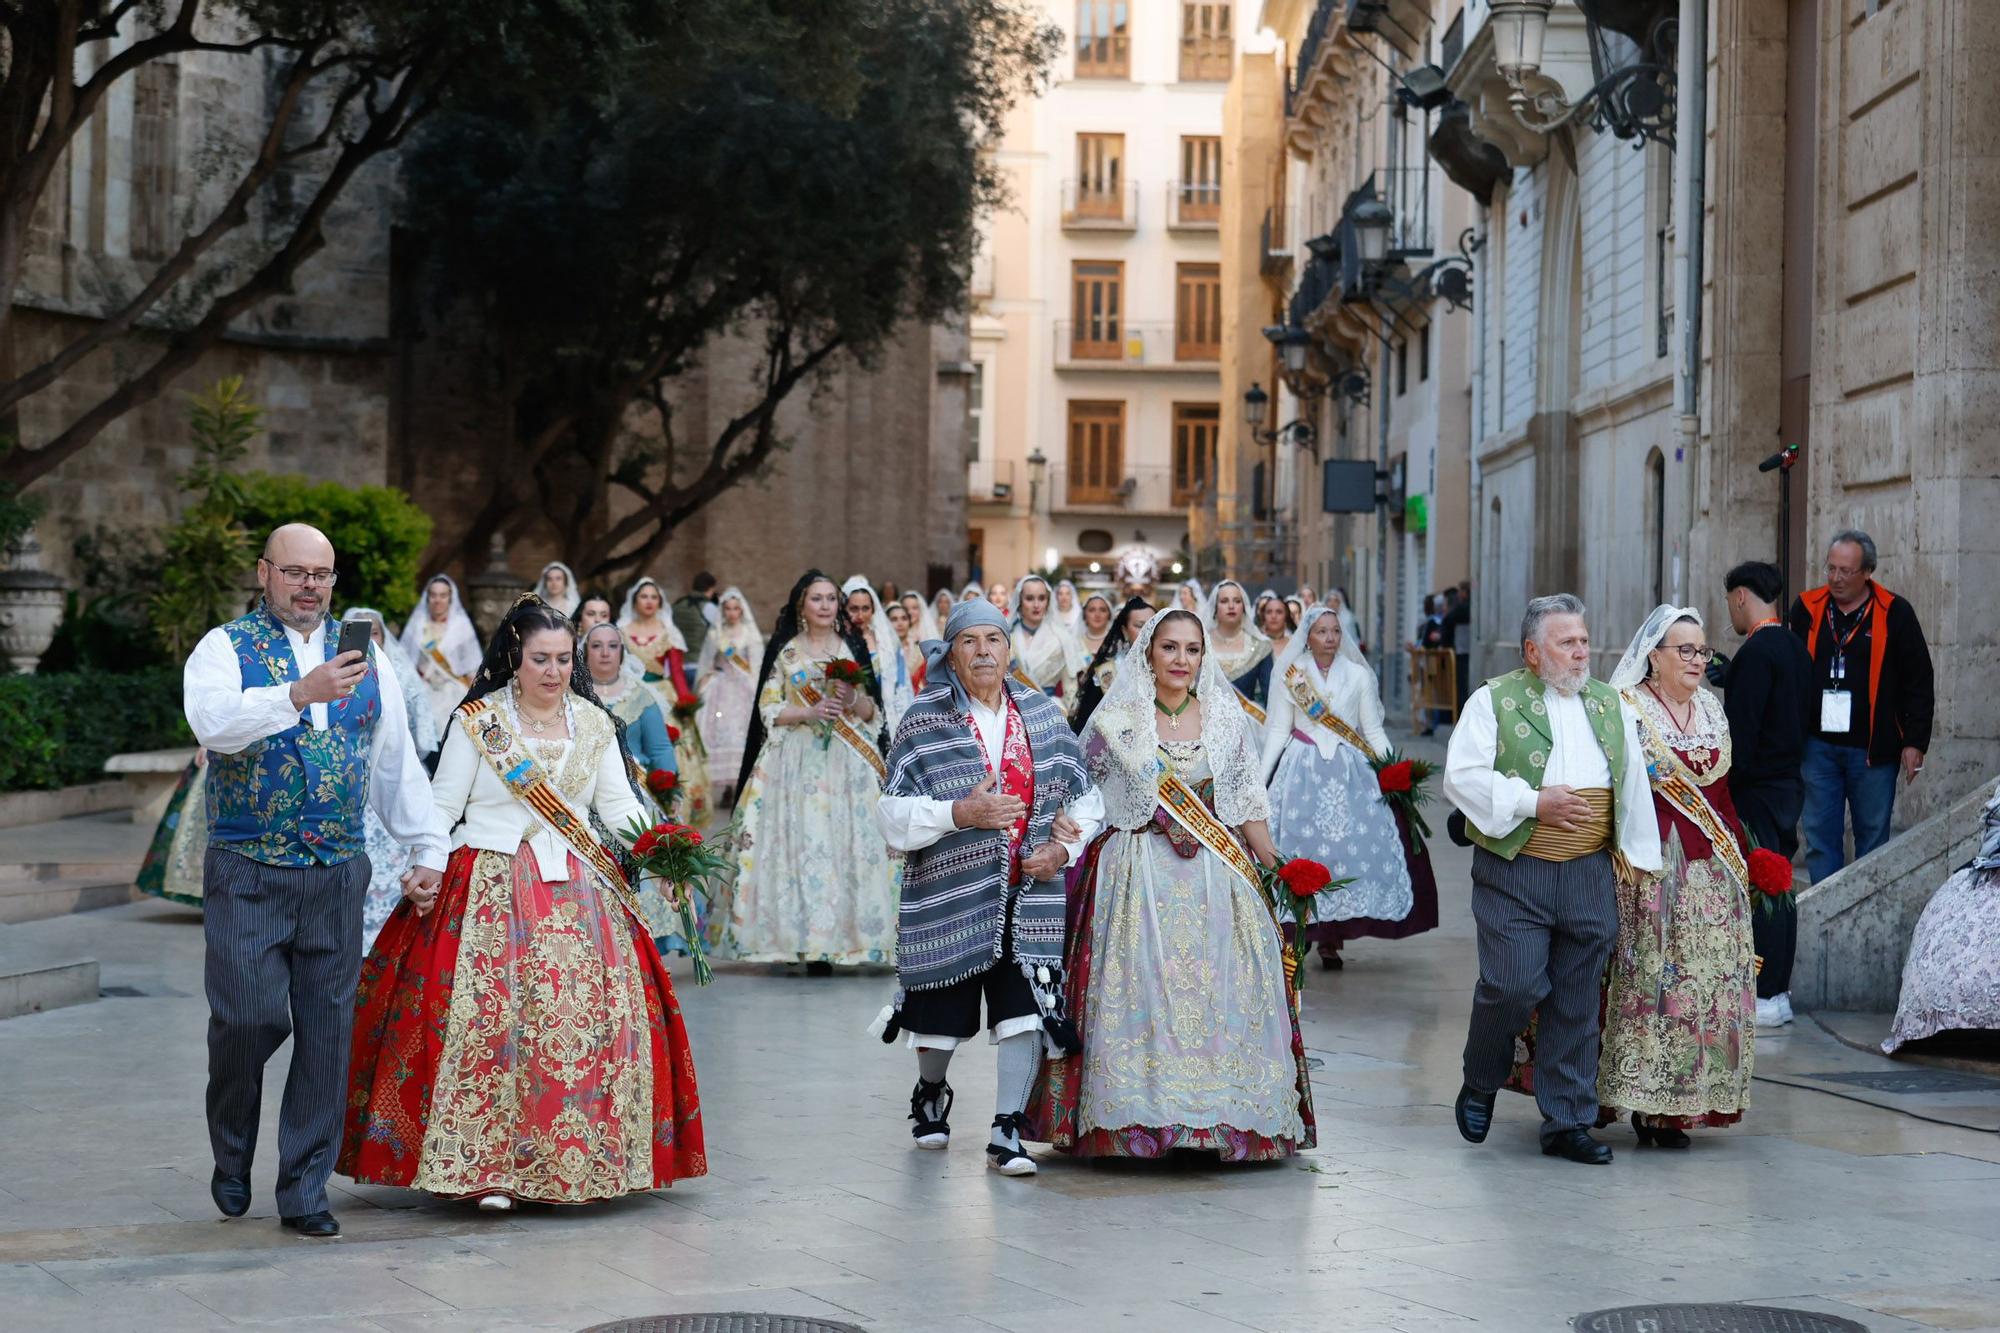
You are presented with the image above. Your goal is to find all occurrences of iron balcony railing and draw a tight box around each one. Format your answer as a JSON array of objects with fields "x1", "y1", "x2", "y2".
[
  {"x1": 1053, "y1": 320, "x2": 1222, "y2": 371},
  {"x1": 1166, "y1": 180, "x2": 1222, "y2": 230},
  {"x1": 1047, "y1": 463, "x2": 1191, "y2": 514},
  {"x1": 1060, "y1": 179, "x2": 1139, "y2": 230}
]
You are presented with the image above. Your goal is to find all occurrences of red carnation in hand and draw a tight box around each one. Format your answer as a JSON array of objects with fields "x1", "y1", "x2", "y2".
[
  {"x1": 647, "y1": 768, "x2": 678, "y2": 793},
  {"x1": 1748, "y1": 848, "x2": 1794, "y2": 896},
  {"x1": 1377, "y1": 760, "x2": 1414, "y2": 794},
  {"x1": 632, "y1": 829, "x2": 661, "y2": 857},
  {"x1": 1277, "y1": 858, "x2": 1334, "y2": 896},
  {"x1": 667, "y1": 724, "x2": 682, "y2": 742}
]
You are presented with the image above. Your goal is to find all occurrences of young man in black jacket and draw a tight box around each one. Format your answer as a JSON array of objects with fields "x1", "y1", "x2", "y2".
[
  {"x1": 1789, "y1": 530, "x2": 1935, "y2": 884},
  {"x1": 1723, "y1": 561, "x2": 1814, "y2": 1028}
]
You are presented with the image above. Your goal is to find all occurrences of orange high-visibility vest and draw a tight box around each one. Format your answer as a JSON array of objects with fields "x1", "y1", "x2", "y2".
[{"x1": 1799, "y1": 581, "x2": 1894, "y2": 739}]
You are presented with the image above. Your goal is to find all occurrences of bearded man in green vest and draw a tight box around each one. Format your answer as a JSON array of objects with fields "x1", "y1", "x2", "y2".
[{"x1": 1440, "y1": 594, "x2": 1661, "y2": 1165}]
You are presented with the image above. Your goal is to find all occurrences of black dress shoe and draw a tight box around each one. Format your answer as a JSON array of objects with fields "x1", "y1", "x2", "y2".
[
  {"x1": 280, "y1": 1211, "x2": 341, "y2": 1237},
  {"x1": 805, "y1": 960, "x2": 833, "y2": 977},
  {"x1": 210, "y1": 1169, "x2": 250, "y2": 1218},
  {"x1": 1632, "y1": 1112, "x2": 1692, "y2": 1149},
  {"x1": 1454, "y1": 1084, "x2": 1496, "y2": 1144},
  {"x1": 1542, "y1": 1128, "x2": 1614, "y2": 1164}
]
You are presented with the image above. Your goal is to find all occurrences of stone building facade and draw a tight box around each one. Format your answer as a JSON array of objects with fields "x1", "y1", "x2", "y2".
[{"x1": 11, "y1": 48, "x2": 969, "y2": 624}]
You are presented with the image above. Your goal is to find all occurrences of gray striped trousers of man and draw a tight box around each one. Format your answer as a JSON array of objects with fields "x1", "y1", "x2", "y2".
[
  {"x1": 203, "y1": 847, "x2": 369, "y2": 1218},
  {"x1": 1460, "y1": 846, "x2": 1619, "y2": 1140}
]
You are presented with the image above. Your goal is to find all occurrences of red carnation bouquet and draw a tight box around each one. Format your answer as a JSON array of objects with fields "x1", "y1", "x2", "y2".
[
  {"x1": 621, "y1": 817, "x2": 728, "y2": 984},
  {"x1": 1747, "y1": 846, "x2": 1796, "y2": 916},
  {"x1": 1257, "y1": 856, "x2": 1352, "y2": 991},
  {"x1": 815, "y1": 659, "x2": 869, "y2": 749},
  {"x1": 1371, "y1": 749, "x2": 1438, "y2": 855}
]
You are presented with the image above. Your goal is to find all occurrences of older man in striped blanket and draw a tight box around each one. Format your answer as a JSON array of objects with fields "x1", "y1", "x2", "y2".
[{"x1": 873, "y1": 598, "x2": 1104, "y2": 1177}]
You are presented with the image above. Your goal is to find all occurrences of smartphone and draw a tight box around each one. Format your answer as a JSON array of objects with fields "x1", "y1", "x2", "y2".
[{"x1": 335, "y1": 618, "x2": 373, "y2": 663}]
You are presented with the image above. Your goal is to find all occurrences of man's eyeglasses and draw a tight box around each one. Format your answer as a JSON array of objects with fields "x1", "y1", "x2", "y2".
[
  {"x1": 1664, "y1": 644, "x2": 1714, "y2": 664},
  {"x1": 1824, "y1": 563, "x2": 1863, "y2": 580},
  {"x1": 267, "y1": 563, "x2": 339, "y2": 587}
]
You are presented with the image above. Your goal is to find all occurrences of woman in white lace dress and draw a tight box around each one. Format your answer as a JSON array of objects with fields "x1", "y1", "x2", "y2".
[
  {"x1": 1259, "y1": 605, "x2": 1415, "y2": 969},
  {"x1": 1884, "y1": 778, "x2": 2000, "y2": 1052},
  {"x1": 697, "y1": 587, "x2": 763, "y2": 799},
  {"x1": 1031, "y1": 608, "x2": 1313, "y2": 1161}
]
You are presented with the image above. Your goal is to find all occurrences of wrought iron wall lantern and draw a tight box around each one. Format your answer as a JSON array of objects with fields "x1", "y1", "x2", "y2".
[
  {"x1": 1363, "y1": 228, "x2": 1485, "y2": 319},
  {"x1": 1490, "y1": 0, "x2": 1677, "y2": 150},
  {"x1": 1243, "y1": 382, "x2": 1319, "y2": 449}
]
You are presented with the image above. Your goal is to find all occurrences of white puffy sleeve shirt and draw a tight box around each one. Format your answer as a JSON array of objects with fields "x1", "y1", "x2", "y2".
[
  {"x1": 1442, "y1": 682, "x2": 1662, "y2": 872},
  {"x1": 183, "y1": 622, "x2": 448, "y2": 872},
  {"x1": 429, "y1": 699, "x2": 643, "y2": 881},
  {"x1": 1259, "y1": 656, "x2": 1391, "y2": 781}
]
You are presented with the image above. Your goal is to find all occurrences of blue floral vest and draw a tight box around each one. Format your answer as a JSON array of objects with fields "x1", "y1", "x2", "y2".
[{"x1": 207, "y1": 607, "x2": 382, "y2": 867}]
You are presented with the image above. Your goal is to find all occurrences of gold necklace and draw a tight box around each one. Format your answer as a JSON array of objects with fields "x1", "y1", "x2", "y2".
[{"x1": 515, "y1": 688, "x2": 562, "y2": 734}]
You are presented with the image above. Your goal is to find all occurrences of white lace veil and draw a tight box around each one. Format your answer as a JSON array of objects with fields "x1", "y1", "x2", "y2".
[
  {"x1": 1610, "y1": 603, "x2": 1705, "y2": 691},
  {"x1": 618, "y1": 576, "x2": 687, "y2": 651},
  {"x1": 534, "y1": 561, "x2": 580, "y2": 616},
  {"x1": 1088, "y1": 607, "x2": 1265, "y2": 829},
  {"x1": 1055, "y1": 579, "x2": 1083, "y2": 634},
  {"x1": 1010, "y1": 574, "x2": 1080, "y2": 676},
  {"x1": 700, "y1": 586, "x2": 764, "y2": 674},
  {"x1": 1203, "y1": 578, "x2": 1269, "y2": 644},
  {"x1": 1272, "y1": 601, "x2": 1366, "y2": 680},
  {"x1": 1175, "y1": 578, "x2": 1207, "y2": 617},
  {"x1": 399, "y1": 573, "x2": 478, "y2": 672}
]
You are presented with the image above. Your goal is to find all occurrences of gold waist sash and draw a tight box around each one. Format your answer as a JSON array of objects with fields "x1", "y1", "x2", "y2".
[{"x1": 1519, "y1": 788, "x2": 1613, "y2": 862}]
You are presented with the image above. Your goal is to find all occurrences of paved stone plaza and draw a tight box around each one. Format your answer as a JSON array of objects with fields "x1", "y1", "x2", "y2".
[{"x1": 3, "y1": 819, "x2": 1999, "y2": 1333}]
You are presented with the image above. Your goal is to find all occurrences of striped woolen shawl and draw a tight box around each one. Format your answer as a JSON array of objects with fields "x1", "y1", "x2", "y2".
[{"x1": 885, "y1": 676, "x2": 1087, "y2": 991}]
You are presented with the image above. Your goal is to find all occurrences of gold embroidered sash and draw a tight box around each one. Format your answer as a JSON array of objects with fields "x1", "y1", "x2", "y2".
[
  {"x1": 1647, "y1": 746, "x2": 1750, "y2": 888},
  {"x1": 428, "y1": 644, "x2": 470, "y2": 686},
  {"x1": 457, "y1": 698, "x2": 645, "y2": 920},
  {"x1": 794, "y1": 677, "x2": 888, "y2": 785},
  {"x1": 1235, "y1": 689, "x2": 1267, "y2": 725},
  {"x1": 1520, "y1": 788, "x2": 1614, "y2": 861},
  {"x1": 726, "y1": 649, "x2": 755, "y2": 674},
  {"x1": 1283, "y1": 664, "x2": 1377, "y2": 761},
  {"x1": 1155, "y1": 768, "x2": 1262, "y2": 896}
]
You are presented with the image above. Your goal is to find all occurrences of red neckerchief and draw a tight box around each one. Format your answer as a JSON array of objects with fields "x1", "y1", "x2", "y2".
[{"x1": 968, "y1": 693, "x2": 1036, "y2": 868}]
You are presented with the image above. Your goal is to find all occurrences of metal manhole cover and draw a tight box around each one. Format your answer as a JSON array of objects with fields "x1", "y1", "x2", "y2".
[
  {"x1": 579, "y1": 1317, "x2": 867, "y2": 1333},
  {"x1": 1576, "y1": 1305, "x2": 1868, "y2": 1333},
  {"x1": 1807, "y1": 1068, "x2": 2000, "y2": 1095}
]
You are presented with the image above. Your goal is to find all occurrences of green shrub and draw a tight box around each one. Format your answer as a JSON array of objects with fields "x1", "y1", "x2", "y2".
[
  {"x1": 150, "y1": 379, "x2": 258, "y2": 659},
  {"x1": 0, "y1": 668, "x2": 192, "y2": 792},
  {"x1": 238, "y1": 474, "x2": 433, "y2": 619}
]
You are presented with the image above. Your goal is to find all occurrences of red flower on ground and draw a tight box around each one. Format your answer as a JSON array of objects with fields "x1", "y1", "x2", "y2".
[
  {"x1": 1748, "y1": 847, "x2": 1794, "y2": 896},
  {"x1": 647, "y1": 768, "x2": 678, "y2": 793},
  {"x1": 1377, "y1": 760, "x2": 1414, "y2": 794},
  {"x1": 1277, "y1": 858, "x2": 1334, "y2": 896}
]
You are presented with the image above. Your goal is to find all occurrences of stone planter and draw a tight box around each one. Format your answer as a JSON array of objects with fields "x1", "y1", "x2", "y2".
[
  {"x1": 0, "y1": 528, "x2": 67, "y2": 673},
  {"x1": 466, "y1": 532, "x2": 524, "y2": 636}
]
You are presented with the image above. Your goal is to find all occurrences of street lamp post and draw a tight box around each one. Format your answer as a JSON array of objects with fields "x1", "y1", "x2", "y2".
[{"x1": 1025, "y1": 446, "x2": 1047, "y2": 579}]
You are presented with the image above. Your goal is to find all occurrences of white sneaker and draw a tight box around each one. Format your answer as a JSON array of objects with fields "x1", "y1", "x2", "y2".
[
  {"x1": 477, "y1": 1193, "x2": 514, "y2": 1212},
  {"x1": 1776, "y1": 993, "x2": 1795, "y2": 1025},
  {"x1": 1755, "y1": 997, "x2": 1784, "y2": 1030}
]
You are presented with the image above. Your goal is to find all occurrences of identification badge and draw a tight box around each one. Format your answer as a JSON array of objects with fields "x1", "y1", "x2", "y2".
[{"x1": 1820, "y1": 689, "x2": 1853, "y2": 733}]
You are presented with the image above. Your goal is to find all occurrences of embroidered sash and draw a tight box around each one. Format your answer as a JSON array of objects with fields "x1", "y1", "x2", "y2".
[
  {"x1": 793, "y1": 675, "x2": 888, "y2": 784},
  {"x1": 725, "y1": 647, "x2": 755, "y2": 674},
  {"x1": 1235, "y1": 689, "x2": 1267, "y2": 725},
  {"x1": 1010, "y1": 663, "x2": 1039, "y2": 693},
  {"x1": 1283, "y1": 664, "x2": 1376, "y2": 761},
  {"x1": 428, "y1": 643, "x2": 470, "y2": 686},
  {"x1": 1155, "y1": 768, "x2": 1262, "y2": 896},
  {"x1": 1649, "y1": 747, "x2": 1750, "y2": 889},
  {"x1": 457, "y1": 698, "x2": 645, "y2": 919}
]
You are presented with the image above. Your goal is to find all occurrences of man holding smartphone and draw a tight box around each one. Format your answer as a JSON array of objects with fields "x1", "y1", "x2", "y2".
[{"x1": 182, "y1": 524, "x2": 447, "y2": 1238}]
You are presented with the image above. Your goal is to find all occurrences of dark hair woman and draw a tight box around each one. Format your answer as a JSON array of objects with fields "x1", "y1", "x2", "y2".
[
  {"x1": 341, "y1": 594, "x2": 705, "y2": 1212},
  {"x1": 726, "y1": 570, "x2": 899, "y2": 976},
  {"x1": 1069, "y1": 596, "x2": 1157, "y2": 734}
]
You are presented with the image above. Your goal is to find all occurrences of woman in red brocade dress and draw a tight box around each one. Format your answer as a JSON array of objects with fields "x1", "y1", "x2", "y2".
[{"x1": 340, "y1": 598, "x2": 704, "y2": 1211}]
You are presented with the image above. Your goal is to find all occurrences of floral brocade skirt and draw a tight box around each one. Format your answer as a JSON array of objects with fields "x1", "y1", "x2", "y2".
[{"x1": 339, "y1": 844, "x2": 705, "y2": 1202}]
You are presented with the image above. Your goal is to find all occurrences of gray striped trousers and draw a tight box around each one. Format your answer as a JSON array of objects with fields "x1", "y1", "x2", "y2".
[
  {"x1": 202, "y1": 847, "x2": 368, "y2": 1218},
  {"x1": 1460, "y1": 846, "x2": 1618, "y2": 1139}
]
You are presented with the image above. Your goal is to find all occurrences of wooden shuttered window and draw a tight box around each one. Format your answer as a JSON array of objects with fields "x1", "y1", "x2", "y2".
[
  {"x1": 1180, "y1": 2, "x2": 1232, "y2": 82},
  {"x1": 1172, "y1": 403, "x2": 1218, "y2": 505},
  {"x1": 1071, "y1": 260, "x2": 1124, "y2": 360},
  {"x1": 1174, "y1": 262, "x2": 1222, "y2": 362},
  {"x1": 1077, "y1": 1, "x2": 1131, "y2": 78},
  {"x1": 1067, "y1": 400, "x2": 1126, "y2": 504}
]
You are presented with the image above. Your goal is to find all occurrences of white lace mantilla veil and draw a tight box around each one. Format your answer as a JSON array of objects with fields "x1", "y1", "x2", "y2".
[
  {"x1": 912, "y1": 597, "x2": 941, "y2": 643},
  {"x1": 398, "y1": 573, "x2": 478, "y2": 669},
  {"x1": 534, "y1": 561, "x2": 581, "y2": 616},
  {"x1": 699, "y1": 586, "x2": 764, "y2": 673},
  {"x1": 959, "y1": 581, "x2": 985, "y2": 603},
  {"x1": 1011, "y1": 574, "x2": 1082, "y2": 674},
  {"x1": 1203, "y1": 578, "x2": 1270, "y2": 645},
  {"x1": 1610, "y1": 603, "x2": 1704, "y2": 692},
  {"x1": 618, "y1": 575, "x2": 688, "y2": 652},
  {"x1": 1055, "y1": 579, "x2": 1083, "y2": 635},
  {"x1": 1280, "y1": 602, "x2": 1367, "y2": 673},
  {"x1": 840, "y1": 575, "x2": 898, "y2": 658},
  {"x1": 1088, "y1": 609, "x2": 1268, "y2": 831},
  {"x1": 1175, "y1": 578, "x2": 1208, "y2": 617}
]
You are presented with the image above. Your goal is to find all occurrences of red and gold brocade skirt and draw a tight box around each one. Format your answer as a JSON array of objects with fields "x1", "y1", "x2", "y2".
[{"x1": 340, "y1": 843, "x2": 705, "y2": 1202}]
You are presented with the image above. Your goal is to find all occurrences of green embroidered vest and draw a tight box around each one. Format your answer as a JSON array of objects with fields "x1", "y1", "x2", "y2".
[{"x1": 1467, "y1": 667, "x2": 1628, "y2": 861}]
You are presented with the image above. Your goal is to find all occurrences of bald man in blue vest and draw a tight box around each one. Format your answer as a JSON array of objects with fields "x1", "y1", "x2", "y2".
[{"x1": 183, "y1": 524, "x2": 448, "y2": 1236}]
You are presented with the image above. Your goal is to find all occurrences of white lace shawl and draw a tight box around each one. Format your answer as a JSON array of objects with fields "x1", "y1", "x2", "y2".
[{"x1": 1085, "y1": 609, "x2": 1270, "y2": 830}]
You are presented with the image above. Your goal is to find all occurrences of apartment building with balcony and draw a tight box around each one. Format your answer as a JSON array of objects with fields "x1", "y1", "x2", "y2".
[
  {"x1": 1213, "y1": 0, "x2": 1477, "y2": 705},
  {"x1": 966, "y1": 0, "x2": 1238, "y2": 588}
]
